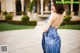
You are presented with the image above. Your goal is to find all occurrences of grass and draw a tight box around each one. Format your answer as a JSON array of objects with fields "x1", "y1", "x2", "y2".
[
  {"x1": 0, "y1": 23, "x2": 36, "y2": 31},
  {"x1": 59, "y1": 24, "x2": 80, "y2": 30},
  {"x1": 0, "y1": 23, "x2": 80, "y2": 32}
]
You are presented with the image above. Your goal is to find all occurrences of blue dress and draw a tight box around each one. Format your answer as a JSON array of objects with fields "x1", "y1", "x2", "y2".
[{"x1": 42, "y1": 26, "x2": 61, "y2": 53}]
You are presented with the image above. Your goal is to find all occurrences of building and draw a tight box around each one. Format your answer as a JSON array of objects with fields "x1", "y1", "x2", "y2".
[{"x1": 0, "y1": 0, "x2": 80, "y2": 20}]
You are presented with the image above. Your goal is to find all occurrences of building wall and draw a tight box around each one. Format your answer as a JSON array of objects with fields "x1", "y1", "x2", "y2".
[
  {"x1": 1, "y1": 0, "x2": 7, "y2": 12},
  {"x1": 1, "y1": 0, "x2": 15, "y2": 12},
  {"x1": 0, "y1": 0, "x2": 79, "y2": 16},
  {"x1": 6, "y1": 0, "x2": 15, "y2": 12}
]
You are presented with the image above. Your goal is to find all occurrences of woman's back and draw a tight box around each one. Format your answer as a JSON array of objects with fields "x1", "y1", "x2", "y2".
[{"x1": 51, "y1": 12, "x2": 64, "y2": 29}]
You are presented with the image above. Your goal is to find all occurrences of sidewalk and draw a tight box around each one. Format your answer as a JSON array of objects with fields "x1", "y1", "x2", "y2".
[{"x1": 0, "y1": 21, "x2": 80, "y2": 53}]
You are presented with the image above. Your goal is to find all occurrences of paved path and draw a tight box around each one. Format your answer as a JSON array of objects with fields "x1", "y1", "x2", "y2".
[{"x1": 0, "y1": 21, "x2": 80, "y2": 53}]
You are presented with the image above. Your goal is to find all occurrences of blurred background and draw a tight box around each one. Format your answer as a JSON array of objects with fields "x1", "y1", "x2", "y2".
[{"x1": 0, "y1": 0, "x2": 80, "y2": 53}]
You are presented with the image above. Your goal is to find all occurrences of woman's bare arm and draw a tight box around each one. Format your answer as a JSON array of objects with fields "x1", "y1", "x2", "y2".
[{"x1": 44, "y1": 13, "x2": 55, "y2": 32}]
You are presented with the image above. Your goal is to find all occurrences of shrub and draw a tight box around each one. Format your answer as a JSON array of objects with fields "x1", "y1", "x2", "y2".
[
  {"x1": 0, "y1": 20, "x2": 6, "y2": 23},
  {"x1": 26, "y1": 21, "x2": 37, "y2": 26},
  {"x1": 64, "y1": 15, "x2": 72, "y2": 21},
  {"x1": 0, "y1": 20, "x2": 37, "y2": 26},
  {"x1": 61, "y1": 20, "x2": 80, "y2": 25},
  {"x1": 9, "y1": 12, "x2": 14, "y2": 16},
  {"x1": 5, "y1": 14, "x2": 13, "y2": 20},
  {"x1": 22, "y1": 15, "x2": 29, "y2": 22},
  {"x1": 3, "y1": 11, "x2": 8, "y2": 15}
]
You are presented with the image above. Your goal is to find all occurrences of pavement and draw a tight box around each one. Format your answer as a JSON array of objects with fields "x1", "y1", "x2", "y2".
[{"x1": 0, "y1": 21, "x2": 80, "y2": 53}]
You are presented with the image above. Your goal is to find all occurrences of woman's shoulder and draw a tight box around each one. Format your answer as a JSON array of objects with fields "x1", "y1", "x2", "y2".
[
  {"x1": 51, "y1": 12, "x2": 59, "y2": 19},
  {"x1": 51, "y1": 12, "x2": 56, "y2": 15},
  {"x1": 51, "y1": 12, "x2": 64, "y2": 20},
  {"x1": 50, "y1": 12, "x2": 57, "y2": 17}
]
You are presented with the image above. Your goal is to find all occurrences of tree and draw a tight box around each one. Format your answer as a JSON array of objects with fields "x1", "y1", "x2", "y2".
[
  {"x1": 28, "y1": 0, "x2": 36, "y2": 21},
  {"x1": 28, "y1": 0, "x2": 35, "y2": 12}
]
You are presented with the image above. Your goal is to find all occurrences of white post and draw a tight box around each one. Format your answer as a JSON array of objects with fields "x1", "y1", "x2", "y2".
[
  {"x1": 21, "y1": 0, "x2": 24, "y2": 13},
  {"x1": 71, "y1": 0, "x2": 73, "y2": 12},
  {"x1": 14, "y1": 0, "x2": 16, "y2": 16},
  {"x1": 51, "y1": 0, "x2": 53, "y2": 13},
  {"x1": 41, "y1": 0, "x2": 43, "y2": 15},
  {"x1": 29, "y1": 0, "x2": 33, "y2": 21},
  {"x1": 70, "y1": 0, "x2": 74, "y2": 17},
  {"x1": 45, "y1": 0, "x2": 49, "y2": 12}
]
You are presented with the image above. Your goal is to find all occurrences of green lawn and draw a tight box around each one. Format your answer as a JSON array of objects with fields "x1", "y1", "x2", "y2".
[
  {"x1": 0, "y1": 23, "x2": 80, "y2": 32},
  {"x1": 0, "y1": 23, "x2": 36, "y2": 31},
  {"x1": 59, "y1": 24, "x2": 80, "y2": 30}
]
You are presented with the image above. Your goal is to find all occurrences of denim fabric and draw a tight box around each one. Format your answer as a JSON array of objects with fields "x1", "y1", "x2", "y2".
[{"x1": 42, "y1": 26, "x2": 61, "y2": 53}]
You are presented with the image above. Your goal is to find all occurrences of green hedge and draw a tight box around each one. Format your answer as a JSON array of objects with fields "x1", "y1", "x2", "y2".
[
  {"x1": 61, "y1": 21, "x2": 80, "y2": 25},
  {"x1": 64, "y1": 15, "x2": 72, "y2": 21},
  {"x1": 0, "y1": 20, "x2": 6, "y2": 23},
  {"x1": 0, "y1": 20, "x2": 37, "y2": 26},
  {"x1": 22, "y1": 21, "x2": 37, "y2": 26},
  {"x1": 0, "y1": 20, "x2": 80, "y2": 26}
]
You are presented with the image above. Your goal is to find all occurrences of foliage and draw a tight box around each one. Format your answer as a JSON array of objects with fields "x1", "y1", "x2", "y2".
[
  {"x1": 5, "y1": 14, "x2": 13, "y2": 20},
  {"x1": 0, "y1": 20, "x2": 37, "y2": 26},
  {"x1": 24, "y1": 21, "x2": 37, "y2": 26},
  {"x1": 28, "y1": 0, "x2": 35, "y2": 12},
  {"x1": 3, "y1": 11, "x2": 8, "y2": 15},
  {"x1": 64, "y1": 15, "x2": 72, "y2": 21},
  {"x1": 22, "y1": 15, "x2": 29, "y2": 22},
  {"x1": 61, "y1": 20, "x2": 80, "y2": 25}
]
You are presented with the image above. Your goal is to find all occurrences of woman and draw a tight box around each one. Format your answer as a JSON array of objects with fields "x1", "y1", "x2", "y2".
[{"x1": 42, "y1": 0, "x2": 65, "y2": 53}]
